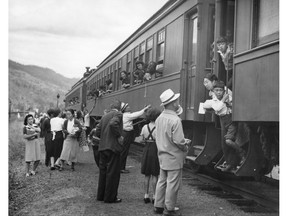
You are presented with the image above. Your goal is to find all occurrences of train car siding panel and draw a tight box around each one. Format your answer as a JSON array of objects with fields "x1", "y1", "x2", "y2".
[
  {"x1": 164, "y1": 16, "x2": 184, "y2": 75},
  {"x1": 86, "y1": 73, "x2": 181, "y2": 117},
  {"x1": 233, "y1": 52, "x2": 279, "y2": 122}
]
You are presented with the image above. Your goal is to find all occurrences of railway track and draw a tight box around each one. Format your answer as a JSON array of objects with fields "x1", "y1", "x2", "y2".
[{"x1": 129, "y1": 142, "x2": 279, "y2": 214}]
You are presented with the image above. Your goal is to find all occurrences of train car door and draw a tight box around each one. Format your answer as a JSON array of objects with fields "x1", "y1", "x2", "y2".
[{"x1": 184, "y1": 13, "x2": 198, "y2": 120}]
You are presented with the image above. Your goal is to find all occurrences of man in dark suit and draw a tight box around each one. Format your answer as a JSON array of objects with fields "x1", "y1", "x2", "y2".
[{"x1": 95, "y1": 100, "x2": 124, "y2": 203}]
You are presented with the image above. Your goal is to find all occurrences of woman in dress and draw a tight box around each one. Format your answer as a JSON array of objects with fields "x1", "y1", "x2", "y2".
[
  {"x1": 140, "y1": 108, "x2": 161, "y2": 204},
  {"x1": 59, "y1": 109, "x2": 82, "y2": 171},
  {"x1": 23, "y1": 114, "x2": 41, "y2": 177},
  {"x1": 76, "y1": 110, "x2": 88, "y2": 151},
  {"x1": 50, "y1": 108, "x2": 65, "y2": 170}
]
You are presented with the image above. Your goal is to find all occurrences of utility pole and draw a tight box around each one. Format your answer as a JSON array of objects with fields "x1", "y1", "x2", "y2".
[{"x1": 56, "y1": 94, "x2": 60, "y2": 108}]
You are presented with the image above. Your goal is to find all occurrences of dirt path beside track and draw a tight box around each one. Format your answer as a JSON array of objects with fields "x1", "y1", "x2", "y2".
[{"x1": 10, "y1": 143, "x2": 278, "y2": 216}]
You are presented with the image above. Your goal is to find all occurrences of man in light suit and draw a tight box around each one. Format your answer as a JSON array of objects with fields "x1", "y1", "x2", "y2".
[{"x1": 154, "y1": 89, "x2": 190, "y2": 216}]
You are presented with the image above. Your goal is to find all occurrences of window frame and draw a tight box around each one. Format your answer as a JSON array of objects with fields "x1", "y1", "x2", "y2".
[{"x1": 252, "y1": 0, "x2": 279, "y2": 47}]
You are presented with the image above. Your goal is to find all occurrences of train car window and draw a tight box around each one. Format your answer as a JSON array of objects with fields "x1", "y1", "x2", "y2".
[
  {"x1": 139, "y1": 42, "x2": 145, "y2": 62},
  {"x1": 156, "y1": 29, "x2": 165, "y2": 74},
  {"x1": 146, "y1": 37, "x2": 153, "y2": 64},
  {"x1": 253, "y1": 0, "x2": 279, "y2": 46},
  {"x1": 127, "y1": 52, "x2": 132, "y2": 75},
  {"x1": 118, "y1": 59, "x2": 122, "y2": 90}
]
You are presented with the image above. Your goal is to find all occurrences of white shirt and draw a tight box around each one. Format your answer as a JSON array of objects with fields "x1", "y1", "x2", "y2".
[
  {"x1": 84, "y1": 113, "x2": 90, "y2": 127},
  {"x1": 67, "y1": 119, "x2": 75, "y2": 134},
  {"x1": 50, "y1": 117, "x2": 65, "y2": 131},
  {"x1": 203, "y1": 97, "x2": 232, "y2": 116},
  {"x1": 123, "y1": 109, "x2": 145, "y2": 131}
]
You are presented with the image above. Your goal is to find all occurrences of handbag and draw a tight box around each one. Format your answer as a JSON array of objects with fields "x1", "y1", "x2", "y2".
[{"x1": 82, "y1": 145, "x2": 89, "y2": 152}]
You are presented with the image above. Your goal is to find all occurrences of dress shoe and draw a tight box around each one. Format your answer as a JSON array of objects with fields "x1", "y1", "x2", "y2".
[
  {"x1": 144, "y1": 198, "x2": 151, "y2": 203},
  {"x1": 154, "y1": 207, "x2": 164, "y2": 214},
  {"x1": 163, "y1": 209, "x2": 182, "y2": 216},
  {"x1": 30, "y1": 170, "x2": 36, "y2": 175},
  {"x1": 120, "y1": 169, "x2": 130, "y2": 174},
  {"x1": 222, "y1": 164, "x2": 235, "y2": 172},
  {"x1": 151, "y1": 198, "x2": 155, "y2": 204},
  {"x1": 50, "y1": 166, "x2": 56, "y2": 170}
]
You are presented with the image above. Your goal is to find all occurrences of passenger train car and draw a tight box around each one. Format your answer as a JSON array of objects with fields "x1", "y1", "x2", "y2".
[{"x1": 65, "y1": 0, "x2": 279, "y2": 180}]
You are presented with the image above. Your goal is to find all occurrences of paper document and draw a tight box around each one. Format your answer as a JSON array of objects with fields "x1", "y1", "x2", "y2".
[{"x1": 198, "y1": 103, "x2": 206, "y2": 114}]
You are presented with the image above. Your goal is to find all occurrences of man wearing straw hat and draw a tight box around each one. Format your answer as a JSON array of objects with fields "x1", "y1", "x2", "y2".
[{"x1": 154, "y1": 89, "x2": 190, "y2": 216}]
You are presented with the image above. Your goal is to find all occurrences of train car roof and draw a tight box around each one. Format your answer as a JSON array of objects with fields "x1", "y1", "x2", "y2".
[
  {"x1": 66, "y1": 0, "x2": 180, "y2": 93},
  {"x1": 85, "y1": 0, "x2": 180, "y2": 79}
]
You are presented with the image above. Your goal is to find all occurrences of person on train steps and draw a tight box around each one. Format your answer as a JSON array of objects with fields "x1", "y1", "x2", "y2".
[
  {"x1": 216, "y1": 36, "x2": 233, "y2": 89},
  {"x1": 120, "y1": 102, "x2": 151, "y2": 173},
  {"x1": 203, "y1": 72, "x2": 232, "y2": 100},
  {"x1": 203, "y1": 81, "x2": 245, "y2": 172},
  {"x1": 154, "y1": 89, "x2": 190, "y2": 216},
  {"x1": 133, "y1": 60, "x2": 145, "y2": 84},
  {"x1": 120, "y1": 71, "x2": 131, "y2": 89}
]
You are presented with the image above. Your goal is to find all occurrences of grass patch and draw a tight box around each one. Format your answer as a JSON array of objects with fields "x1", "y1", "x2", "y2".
[{"x1": 9, "y1": 118, "x2": 27, "y2": 215}]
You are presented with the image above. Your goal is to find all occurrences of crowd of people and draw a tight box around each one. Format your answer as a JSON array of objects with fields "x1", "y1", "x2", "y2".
[
  {"x1": 22, "y1": 87, "x2": 191, "y2": 216},
  {"x1": 21, "y1": 35, "x2": 245, "y2": 216}
]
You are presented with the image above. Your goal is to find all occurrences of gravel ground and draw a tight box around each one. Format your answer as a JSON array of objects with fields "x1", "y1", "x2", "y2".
[{"x1": 10, "y1": 145, "x2": 279, "y2": 216}]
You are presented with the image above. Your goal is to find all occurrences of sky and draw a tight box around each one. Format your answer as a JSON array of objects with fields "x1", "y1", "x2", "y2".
[{"x1": 9, "y1": 0, "x2": 168, "y2": 78}]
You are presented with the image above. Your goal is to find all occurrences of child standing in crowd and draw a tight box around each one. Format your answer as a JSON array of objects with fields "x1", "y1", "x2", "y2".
[
  {"x1": 140, "y1": 108, "x2": 161, "y2": 204},
  {"x1": 23, "y1": 114, "x2": 41, "y2": 177}
]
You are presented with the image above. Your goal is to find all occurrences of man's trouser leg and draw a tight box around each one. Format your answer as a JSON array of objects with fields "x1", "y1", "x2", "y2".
[
  {"x1": 154, "y1": 168, "x2": 167, "y2": 208},
  {"x1": 165, "y1": 169, "x2": 182, "y2": 211},
  {"x1": 120, "y1": 130, "x2": 134, "y2": 170}
]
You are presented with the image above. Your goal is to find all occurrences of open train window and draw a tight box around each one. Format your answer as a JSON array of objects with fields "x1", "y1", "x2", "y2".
[
  {"x1": 127, "y1": 52, "x2": 132, "y2": 84},
  {"x1": 253, "y1": 0, "x2": 279, "y2": 47},
  {"x1": 118, "y1": 59, "x2": 122, "y2": 90},
  {"x1": 139, "y1": 42, "x2": 145, "y2": 62},
  {"x1": 146, "y1": 36, "x2": 153, "y2": 64},
  {"x1": 156, "y1": 29, "x2": 165, "y2": 74}
]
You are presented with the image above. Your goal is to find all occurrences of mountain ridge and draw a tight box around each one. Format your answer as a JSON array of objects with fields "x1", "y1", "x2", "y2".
[{"x1": 9, "y1": 59, "x2": 81, "y2": 112}]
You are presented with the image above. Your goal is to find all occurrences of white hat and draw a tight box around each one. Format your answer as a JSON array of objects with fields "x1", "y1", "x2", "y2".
[
  {"x1": 160, "y1": 89, "x2": 180, "y2": 106},
  {"x1": 120, "y1": 102, "x2": 129, "y2": 112}
]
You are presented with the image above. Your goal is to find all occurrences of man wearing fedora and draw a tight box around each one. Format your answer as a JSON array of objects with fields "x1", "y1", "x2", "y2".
[
  {"x1": 120, "y1": 102, "x2": 151, "y2": 173},
  {"x1": 154, "y1": 89, "x2": 190, "y2": 216}
]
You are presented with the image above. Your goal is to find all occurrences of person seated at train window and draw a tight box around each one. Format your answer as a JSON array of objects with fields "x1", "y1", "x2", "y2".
[
  {"x1": 98, "y1": 85, "x2": 106, "y2": 97},
  {"x1": 203, "y1": 81, "x2": 245, "y2": 172},
  {"x1": 105, "y1": 79, "x2": 113, "y2": 93},
  {"x1": 133, "y1": 60, "x2": 145, "y2": 84},
  {"x1": 216, "y1": 36, "x2": 233, "y2": 89},
  {"x1": 145, "y1": 61, "x2": 162, "y2": 80},
  {"x1": 203, "y1": 73, "x2": 232, "y2": 100},
  {"x1": 120, "y1": 71, "x2": 131, "y2": 89}
]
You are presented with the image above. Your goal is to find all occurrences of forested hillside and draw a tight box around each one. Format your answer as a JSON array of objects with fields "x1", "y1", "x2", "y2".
[{"x1": 9, "y1": 60, "x2": 79, "y2": 112}]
